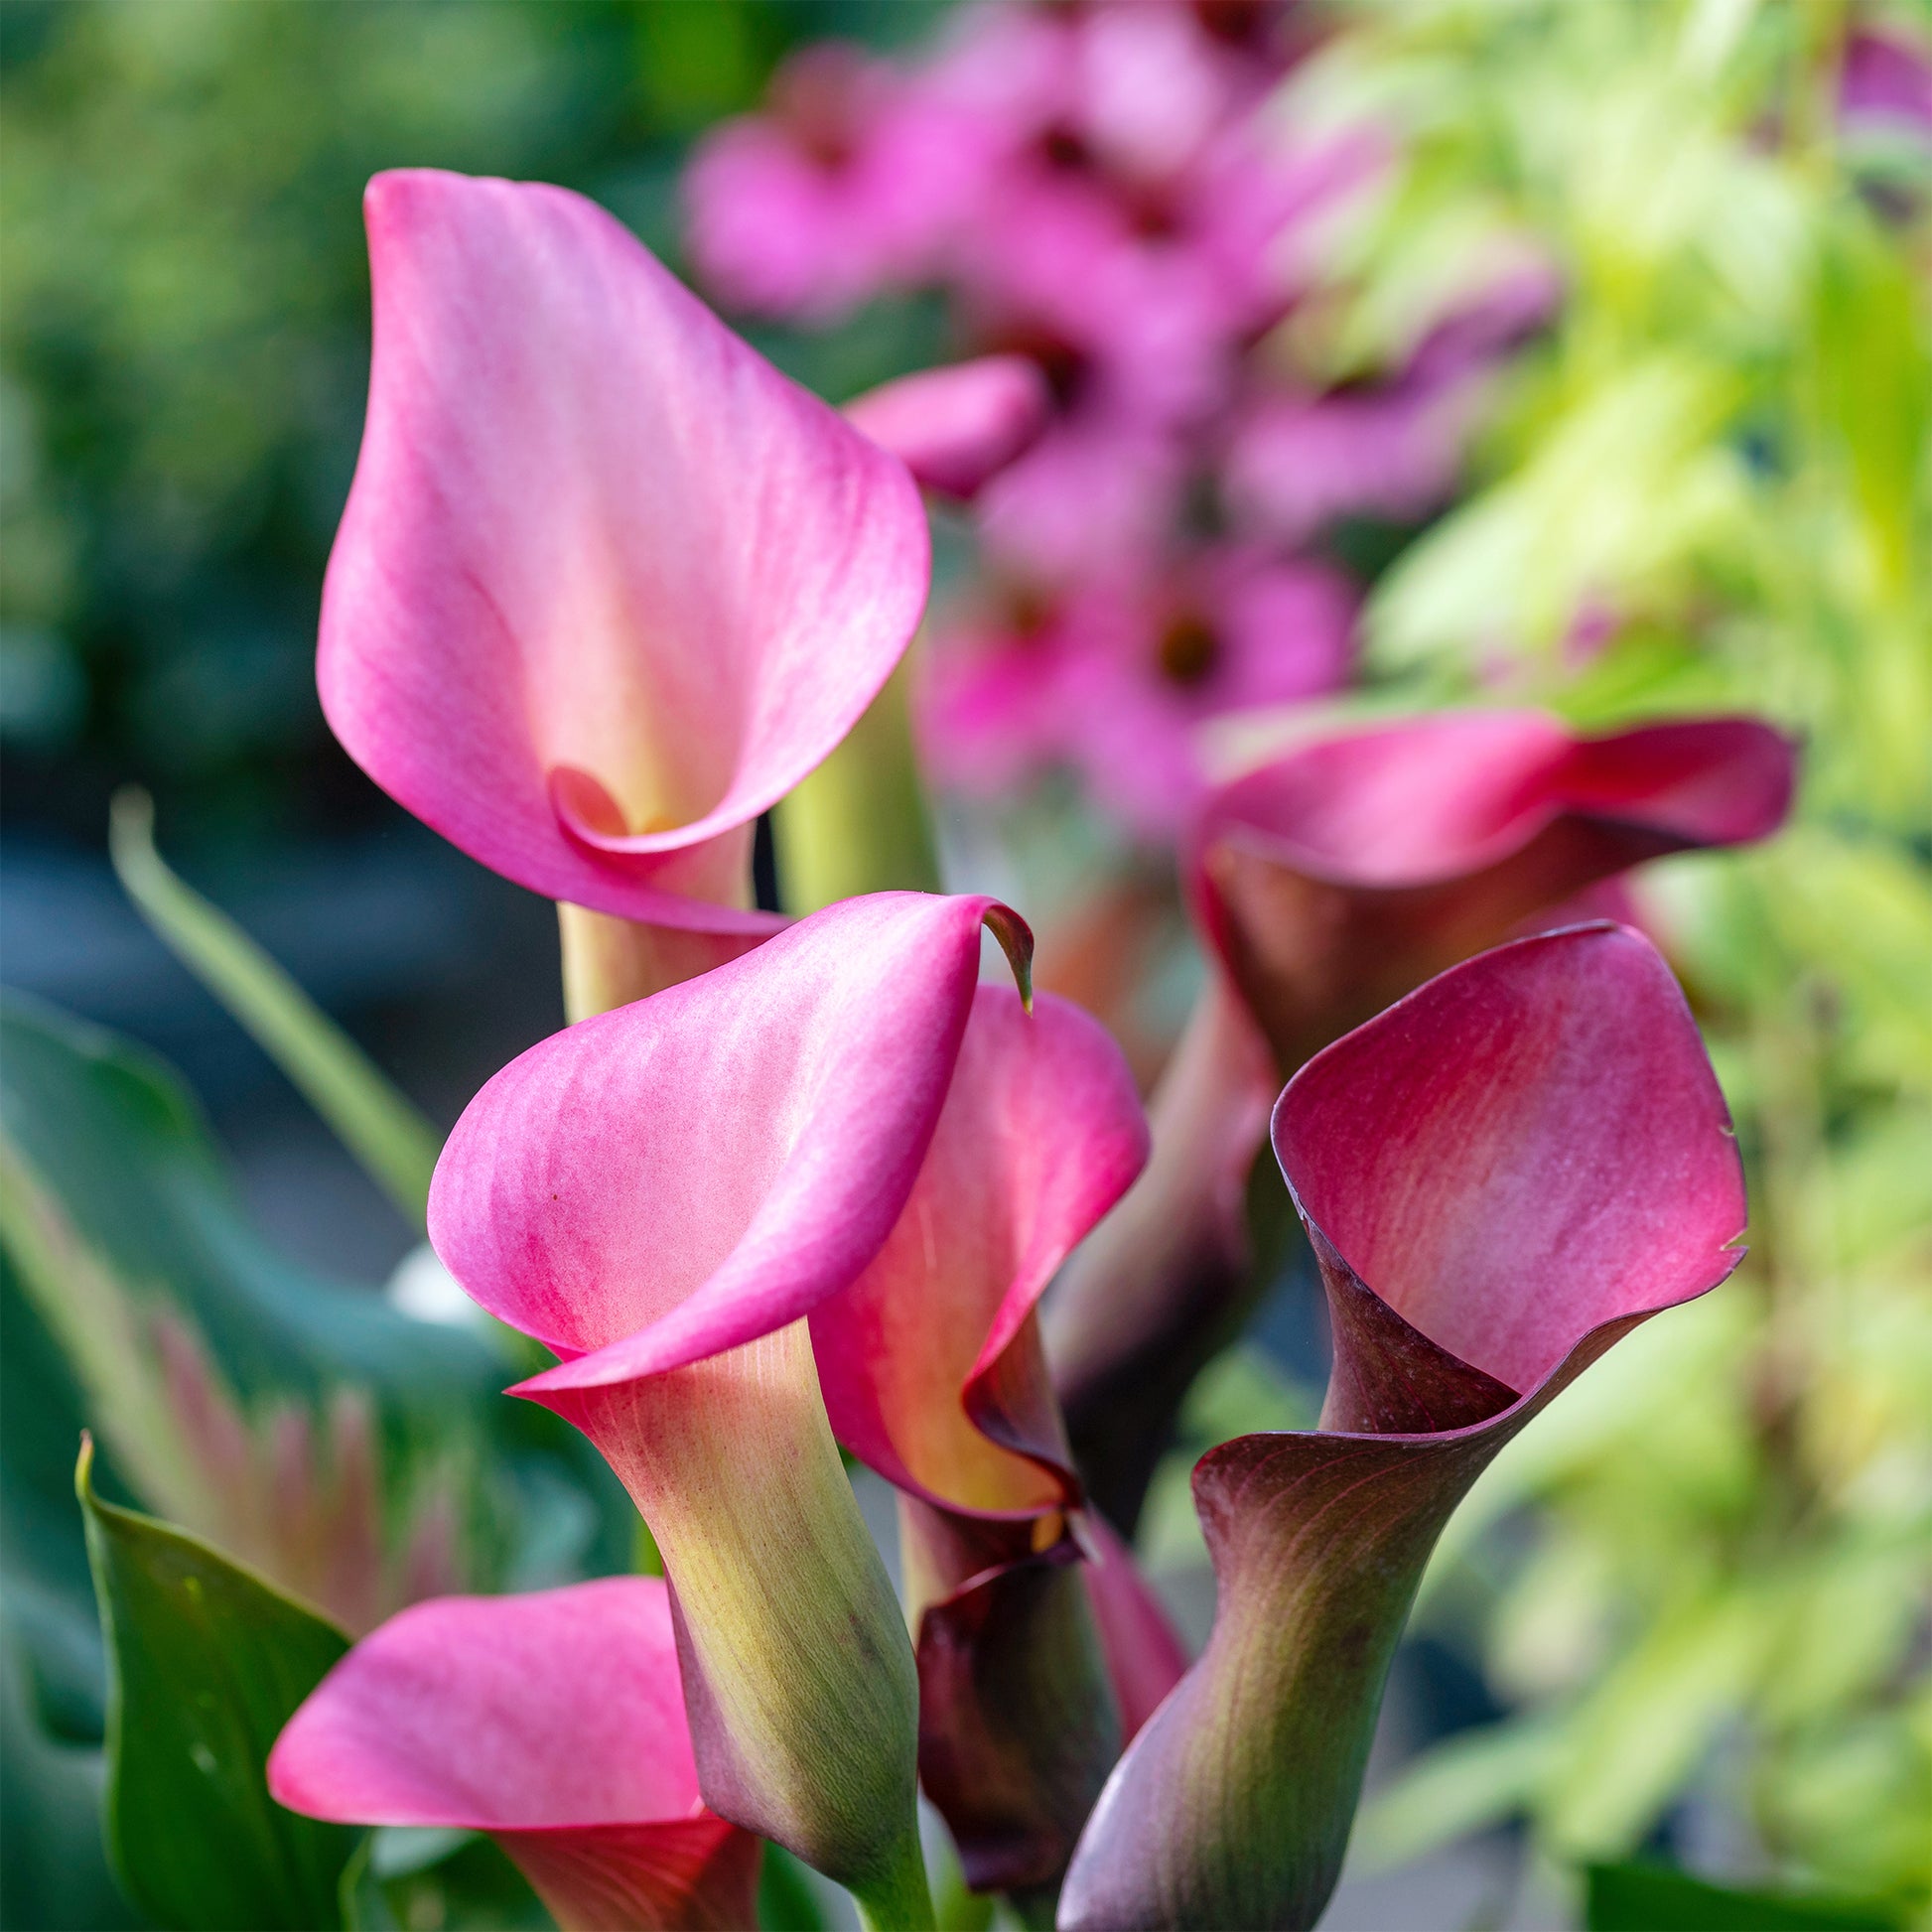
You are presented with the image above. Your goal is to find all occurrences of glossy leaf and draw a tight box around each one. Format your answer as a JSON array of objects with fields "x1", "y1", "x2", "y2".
[{"x1": 78, "y1": 1438, "x2": 360, "y2": 1930}]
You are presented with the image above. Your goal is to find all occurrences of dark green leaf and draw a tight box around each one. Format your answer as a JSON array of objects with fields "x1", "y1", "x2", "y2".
[
  {"x1": 78, "y1": 1438, "x2": 360, "y2": 1931},
  {"x1": 1585, "y1": 1860, "x2": 1899, "y2": 1931}
]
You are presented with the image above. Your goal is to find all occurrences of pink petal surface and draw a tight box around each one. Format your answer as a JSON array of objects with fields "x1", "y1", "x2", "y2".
[
  {"x1": 269, "y1": 1578, "x2": 698, "y2": 1829},
  {"x1": 844, "y1": 355, "x2": 1052, "y2": 498},
  {"x1": 813, "y1": 986, "x2": 1147, "y2": 1518},
  {"x1": 1277, "y1": 923, "x2": 1746, "y2": 1393},
  {"x1": 320, "y1": 169, "x2": 928, "y2": 925},
  {"x1": 268, "y1": 1580, "x2": 760, "y2": 1932},
  {"x1": 428, "y1": 893, "x2": 1031, "y2": 1396}
]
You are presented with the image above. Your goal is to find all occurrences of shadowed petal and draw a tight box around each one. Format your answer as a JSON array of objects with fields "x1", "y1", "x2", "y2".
[
  {"x1": 814, "y1": 986, "x2": 1148, "y2": 1519},
  {"x1": 1190, "y1": 710, "x2": 1797, "y2": 1071},
  {"x1": 320, "y1": 169, "x2": 929, "y2": 927},
  {"x1": 1044, "y1": 977, "x2": 1278, "y2": 1534},
  {"x1": 268, "y1": 1579, "x2": 760, "y2": 1932},
  {"x1": 1059, "y1": 926, "x2": 1745, "y2": 1932}
]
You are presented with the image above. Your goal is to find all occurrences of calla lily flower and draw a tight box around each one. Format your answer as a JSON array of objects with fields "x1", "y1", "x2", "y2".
[
  {"x1": 318, "y1": 168, "x2": 930, "y2": 1003},
  {"x1": 1190, "y1": 709, "x2": 1797, "y2": 1075},
  {"x1": 1059, "y1": 923, "x2": 1747, "y2": 1932},
  {"x1": 268, "y1": 1578, "x2": 760, "y2": 1932},
  {"x1": 428, "y1": 893, "x2": 1155, "y2": 1914},
  {"x1": 845, "y1": 355, "x2": 1052, "y2": 500},
  {"x1": 1048, "y1": 709, "x2": 1795, "y2": 1533}
]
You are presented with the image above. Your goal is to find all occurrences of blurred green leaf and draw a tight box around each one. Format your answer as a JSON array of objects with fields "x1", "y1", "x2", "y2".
[
  {"x1": 0, "y1": 993, "x2": 630, "y2": 1630},
  {"x1": 0, "y1": 1622, "x2": 140, "y2": 1932},
  {"x1": 108, "y1": 787, "x2": 440, "y2": 1228},
  {"x1": 1584, "y1": 1860, "x2": 1897, "y2": 1930},
  {"x1": 78, "y1": 1436, "x2": 359, "y2": 1931}
]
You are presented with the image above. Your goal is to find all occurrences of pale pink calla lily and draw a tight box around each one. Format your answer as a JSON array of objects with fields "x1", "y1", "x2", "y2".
[
  {"x1": 319, "y1": 169, "x2": 929, "y2": 940},
  {"x1": 428, "y1": 892, "x2": 1153, "y2": 1905},
  {"x1": 845, "y1": 355, "x2": 1053, "y2": 500},
  {"x1": 268, "y1": 1579, "x2": 760, "y2": 1932}
]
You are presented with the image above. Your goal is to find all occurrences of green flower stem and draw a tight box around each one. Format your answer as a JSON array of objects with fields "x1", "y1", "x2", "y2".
[{"x1": 772, "y1": 663, "x2": 942, "y2": 911}]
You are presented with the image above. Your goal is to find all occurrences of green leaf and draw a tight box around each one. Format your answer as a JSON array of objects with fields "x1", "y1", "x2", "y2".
[
  {"x1": 108, "y1": 788, "x2": 440, "y2": 1228},
  {"x1": 1584, "y1": 1860, "x2": 1898, "y2": 1931},
  {"x1": 77, "y1": 1436, "x2": 360, "y2": 1931},
  {"x1": 0, "y1": 992, "x2": 634, "y2": 1628}
]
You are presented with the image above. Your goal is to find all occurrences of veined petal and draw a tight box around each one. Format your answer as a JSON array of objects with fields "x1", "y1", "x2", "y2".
[
  {"x1": 844, "y1": 356, "x2": 1052, "y2": 500},
  {"x1": 1060, "y1": 927, "x2": 1745, "y2": 1932},
  {"x1": 320, "y1": 169, "x2": 929, "y2": 924},
  {"x1": 429, "y1": 894, "x2": 1030, "y2": 1385},
  {"x1": 813, "y1": 987, "x2": 1149, "y2": 1519},
  {"x1": 1190, "y1": 710, "x2": 1796, "y2": 1071},
  {"x1": 267, "y1": 1578, "x2": 760, "y2": 1932}
]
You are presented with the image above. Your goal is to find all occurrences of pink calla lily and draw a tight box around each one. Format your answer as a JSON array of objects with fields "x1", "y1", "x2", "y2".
[
  {"x1": 319, "y1": 168, "x2": 929, "y2": 955},
  {"x1": 845, "y1": 355, "x2": 1053, "y2": 500},
  {"x1": 428, "y1": 892, "x2": 1154, "y2": 1909},
  {"x1": 268, "y1": 1579, "x2": 760, "y2": 1932},
  {"x1": 1059, "y1": 924, "x2": 1745, "y2": 1932},
  {"x1": 1190, "y1": 709, "x2": 1797, "y2": 1074},
  {"x1": 1048, "y1": 709, "x2": 1794, "y2": 1535}
]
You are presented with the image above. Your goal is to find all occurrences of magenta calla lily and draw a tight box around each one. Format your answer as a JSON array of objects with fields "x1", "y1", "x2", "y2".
[
  {"x1": 268, "y1": 1579, "x2": 760, "y2": 1932},
  {"x1": 319, "y1": 168, "x2": 929, "y2": 948},
  {"x1": 1047, "y1": 709, "x2": 1794, "y2": 1534},
  {"x1": 1058, "y1": 924, "x2": 1746, "y2": 1932},
  {"x1": 427, "y1": 891, "x2": 1151, "y2": 1910},
  {"x1": 845, "y1": 355, "x2": 1053, "y2": 500},
  {"x1": 1190, "y1": 709, "x2": 1797, "y2": 1074}
]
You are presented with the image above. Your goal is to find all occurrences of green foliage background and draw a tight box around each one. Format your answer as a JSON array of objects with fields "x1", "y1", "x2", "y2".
[{"x1": 1294, "y1": 1, "x2": 1932, "y2": 1917}]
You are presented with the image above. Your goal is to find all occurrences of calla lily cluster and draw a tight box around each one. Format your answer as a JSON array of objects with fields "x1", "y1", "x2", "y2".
[{"x1": 257, "y1": 162, "x2": 1799, "y2": 1932}]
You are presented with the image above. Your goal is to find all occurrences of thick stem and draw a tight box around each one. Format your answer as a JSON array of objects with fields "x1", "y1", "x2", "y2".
[
  {"x1": 552, "y1": 1323, "x2": 929, "y2": 1915},
  {"x1": 772, "y1": 664, "x2": 941, "y2": 911},
  {"x1": 558, "y1": 902, "x2": 753, "y2": 1022}
]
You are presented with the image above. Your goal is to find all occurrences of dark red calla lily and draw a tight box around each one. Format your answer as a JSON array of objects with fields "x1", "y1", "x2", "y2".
[
  {"x1": 1049, "y1": 708, "x2": 1794, "y2": 1534},
  {"x1": 1058, "y1": 924, "x2": 1746, "y2": 1932}
]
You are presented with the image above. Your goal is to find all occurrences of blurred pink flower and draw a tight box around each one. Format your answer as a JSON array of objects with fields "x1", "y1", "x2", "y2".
[
  {"x1": 1224, "y1": 265, "x2": 1561, "y2": 543},
  {"x1": 920, "y1": 549, "x2": 1355, "y2": 837},
  {"x1": 1841, "y1": 23, "x2": 1932, "y2": 141},
  {"x1": 683, "y1": 44, "x2": 998, "y2": 320}
]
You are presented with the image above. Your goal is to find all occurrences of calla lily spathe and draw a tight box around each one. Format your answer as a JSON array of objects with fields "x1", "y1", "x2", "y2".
[
  {"x1": 319, "y1": 169, "x2": 929, "y2": 957},
  {"x1": 1048, "y1": 708, "x2": 1796, "y2": 1533},
  {"x1": 269, "y1": 1579, "x2": 761, "y2": 1932},
  {"x1": 428, "y1": 893, "x2": 1152, "y2": 1913},
  {"x1": 1059, "y1": 924, "x2": 1746, "y2": 1932}
]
